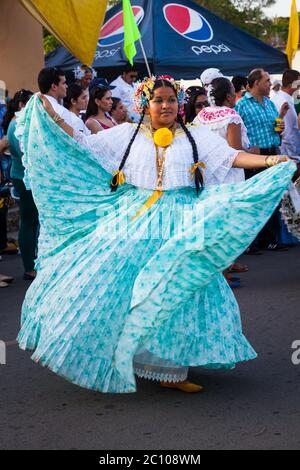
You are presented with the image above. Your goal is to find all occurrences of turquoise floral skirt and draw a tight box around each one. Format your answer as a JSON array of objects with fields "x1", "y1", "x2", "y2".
[{"x1": 16, "y1": 98, "x2": 297, "y2": 393}]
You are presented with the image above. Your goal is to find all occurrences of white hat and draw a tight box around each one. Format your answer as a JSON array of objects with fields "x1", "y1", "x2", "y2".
[
  {"x1": 272, "y1": 79, "x2": 282, "y2": 87},
  {"x1": 200, "y1": 68, "x2": 224, "y2": 86}
]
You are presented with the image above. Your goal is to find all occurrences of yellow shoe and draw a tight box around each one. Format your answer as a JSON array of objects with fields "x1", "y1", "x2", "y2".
[{"x1": 160, "y1": 380, "x2": 204, "y2": 393}]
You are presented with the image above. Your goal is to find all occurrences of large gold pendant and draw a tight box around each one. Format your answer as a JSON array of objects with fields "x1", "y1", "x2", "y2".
[{"x1": 131, "y1": 130, "x2": 172, "y2": 221}]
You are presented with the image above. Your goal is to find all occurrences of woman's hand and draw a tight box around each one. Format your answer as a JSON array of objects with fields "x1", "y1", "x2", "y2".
[
  {"x1": 278, "y1": 155, "x2": 290, "y2": 163},
  {"x1": 38, "y1": 93, "x2": 56, "y2": 118},
  {"x1": 37, "y1": 93, "x2": 74, "y2": 138},
  {"x1": 233, "y1": 152, "x2": 290, "y2": 169}
]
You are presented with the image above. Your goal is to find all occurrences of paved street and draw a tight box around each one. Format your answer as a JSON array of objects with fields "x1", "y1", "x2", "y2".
[{"x1": 1, "y1": 249, "x2": 300, "y2": 450}]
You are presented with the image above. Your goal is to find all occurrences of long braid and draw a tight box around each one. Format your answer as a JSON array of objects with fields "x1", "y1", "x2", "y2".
[
  {"x1": 177, "y1": 114, "x2": 204, "y2": 195},
  {"x1": 110, "y1": 111, "x2": 145, "y2": 192}
]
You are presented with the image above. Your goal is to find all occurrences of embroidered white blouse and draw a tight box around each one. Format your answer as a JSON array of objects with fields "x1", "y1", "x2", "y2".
[
  {"x1": 74, "y1": 122, "x2": 241, "y2": 190},
  {"x1": 193, "y1": 106, "x2": 250, "y2": 183}
]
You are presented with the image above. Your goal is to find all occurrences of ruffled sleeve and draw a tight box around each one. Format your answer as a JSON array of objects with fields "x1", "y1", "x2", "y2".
[
  {"x1": 194, "y1": 108, "x2": 250, "y2": 152},
  {"x1": 226, "y1": 115, "x2": 244, "y2": 127},
  {"x1": 195, "y1": 113, "x2": 243, "y2": 129},
  {"x1": 190, "y1": 126, "x2": 241, "y2": 185},
  {"x1": 73, "y1": 123, "x2": 135, "y2": 175}
]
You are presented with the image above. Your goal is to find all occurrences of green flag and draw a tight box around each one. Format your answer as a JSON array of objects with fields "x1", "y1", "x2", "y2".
[{"x1": 122, "y1": 0, "x2": 141, "y2": 65}]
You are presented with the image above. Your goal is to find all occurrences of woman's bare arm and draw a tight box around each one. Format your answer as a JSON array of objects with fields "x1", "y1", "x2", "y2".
[
  {"x1": 233, "y1": 152, "x2": 289, "y2": 169},
  {"x1": 227, "y1": 124, "x2": 260, "y2": 155},
  {"x1": 39, "y1": 94, "x2": 74, "y2": 137},
  {"x1": 227, "y1": 123, "x2": 243, "y2": 150},
  {"x1": 85, "y1": 118, "x2": 103, "y2": 135}
]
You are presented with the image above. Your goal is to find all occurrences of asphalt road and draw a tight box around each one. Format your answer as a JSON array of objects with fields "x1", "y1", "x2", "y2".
[{"x1": 1, "y1": 249, "x2": 300, "y2": 450}]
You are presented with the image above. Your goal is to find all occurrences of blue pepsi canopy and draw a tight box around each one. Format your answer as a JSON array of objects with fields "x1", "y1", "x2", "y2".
[{"x1": 46, "y1": 0, "x2": 288, "y2": 79}]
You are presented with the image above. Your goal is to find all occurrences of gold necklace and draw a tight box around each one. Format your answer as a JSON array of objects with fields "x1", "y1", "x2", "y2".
[
  {"x1": 155, "y1": 146, "x2": 167, "y2": 191},
  {"x1": 131, "y1": 125, "x2": 176, "y2": 221},
  {"x1": 151, "y1": 124, "x2": 176, "y2": 190}
]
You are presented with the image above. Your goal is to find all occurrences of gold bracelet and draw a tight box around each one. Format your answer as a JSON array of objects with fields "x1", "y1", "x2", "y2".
[
  {"x1": 265, "y1": 156, "x2": 280, "y2": 168},
  {"x1": 52, "y1": 113, "x2": 64, "y2": 125}
]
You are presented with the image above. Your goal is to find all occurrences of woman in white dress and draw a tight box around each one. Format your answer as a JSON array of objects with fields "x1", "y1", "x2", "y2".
[
  {"x1": 194, "y1": 77, "x2": 259, "y2": 184},
  {"x1": 16, "y1": 77, "x2": 295, "y2": 394}
]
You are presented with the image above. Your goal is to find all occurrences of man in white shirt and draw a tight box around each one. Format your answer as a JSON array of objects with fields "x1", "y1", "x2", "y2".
[
  {"x1": 38, "y1": 68, "x2": 90, "y2": 135},
  {"x1": 110, "y1": 65, "x2": 139, "y2": 122},
  {"x1": 272, "y1": 69, "x2": 300, "y2": 156}
]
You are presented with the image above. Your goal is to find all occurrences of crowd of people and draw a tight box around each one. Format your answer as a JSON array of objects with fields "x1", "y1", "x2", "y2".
[
  {"x1": 1, "y1": 64, "x2": 299, "y2": 290},
  {"x1": 0, "y1": 65, "x2": 135, "y2": 287}
]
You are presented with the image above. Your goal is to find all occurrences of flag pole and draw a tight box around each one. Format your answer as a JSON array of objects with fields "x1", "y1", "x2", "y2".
[
  {"x1": 139, "y1": 37, "x2": 152, "y2": 77},
  {"x1": 122, "y1": 0, "x2": 152, "y2": 76}
]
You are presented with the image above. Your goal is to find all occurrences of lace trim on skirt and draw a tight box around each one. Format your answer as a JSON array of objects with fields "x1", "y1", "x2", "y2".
[
  {"x1": 133, "y1": 349, "x2": 188, "y2": 383},
  {"x1": 134, "y1": 364, "x2": 188, "y2": 383}
]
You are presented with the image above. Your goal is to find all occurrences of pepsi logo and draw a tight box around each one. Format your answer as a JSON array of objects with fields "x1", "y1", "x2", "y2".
[
  {"x1": 163, "y1": 3, "x2": 213, "y2": 42},
  {"x1": 99, "y1": 6, "x2": 144, "y2": 47}
]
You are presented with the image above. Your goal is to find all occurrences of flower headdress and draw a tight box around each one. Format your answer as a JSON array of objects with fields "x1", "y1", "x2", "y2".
[
  {"x1": 73, "y1": 65, "x2": 97, "y2": 81},
  {"x1": 134, "y1": 75, "x2": 186, "y2": 114},
  {"x1": 207, "y1": 84, "x2": 216, "y2": 107}
]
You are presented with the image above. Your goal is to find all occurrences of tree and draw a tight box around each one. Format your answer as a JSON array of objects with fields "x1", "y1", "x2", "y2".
[
  {"x1": 197, "y1": 0, "x2": 276, "y2": 41},
  {"x1": 43, "y1": 29, "x2": 61, "y2": 55},
  {"x1": 232, "y1": 0, "x2": 275, "y2": 9}
]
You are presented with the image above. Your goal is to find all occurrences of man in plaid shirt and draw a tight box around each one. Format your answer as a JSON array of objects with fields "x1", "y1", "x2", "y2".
[
  {"x1": 236, "y1": 69, "x2": 289, "y2": 252},
  {"x1": 236, "y1": 69, "x2": 288, "y2": 154}
]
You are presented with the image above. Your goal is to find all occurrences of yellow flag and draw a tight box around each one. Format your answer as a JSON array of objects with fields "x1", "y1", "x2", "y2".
[
  {"x1": 19, "y1": 0, "x2": 108, "y2": 66},
  {"x1": 286, "y1": 0, "x2": 299, "y2": 66}
]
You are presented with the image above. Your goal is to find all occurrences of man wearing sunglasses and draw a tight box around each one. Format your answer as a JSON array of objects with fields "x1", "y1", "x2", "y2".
[{"x1": 110, "y1": 64, "x2": 139, "y2": 122}]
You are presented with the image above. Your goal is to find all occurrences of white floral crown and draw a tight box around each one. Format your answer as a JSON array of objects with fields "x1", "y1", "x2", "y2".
[
  {"x1": 206, "y1": 84, "x2": 216, "y2": 107},
  {"x1": 73, "y1": 65, "x2": 97, "y2": 81},
  {"x1": 134, "y1": 75, "x2": 186, "y2": 114}
]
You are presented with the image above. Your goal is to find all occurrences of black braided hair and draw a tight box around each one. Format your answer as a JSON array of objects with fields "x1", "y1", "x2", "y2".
[
  {"x1": 176, "y1": 114, "x2": 204, "y2": 195},
  {"x1": 110, "y1": 111, "x2": 145, "y2": 191}
]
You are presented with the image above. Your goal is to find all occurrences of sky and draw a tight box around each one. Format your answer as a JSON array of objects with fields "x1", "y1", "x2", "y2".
[{"x1": 264, "y1": 0, "x2": 297, "y2": 18}]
